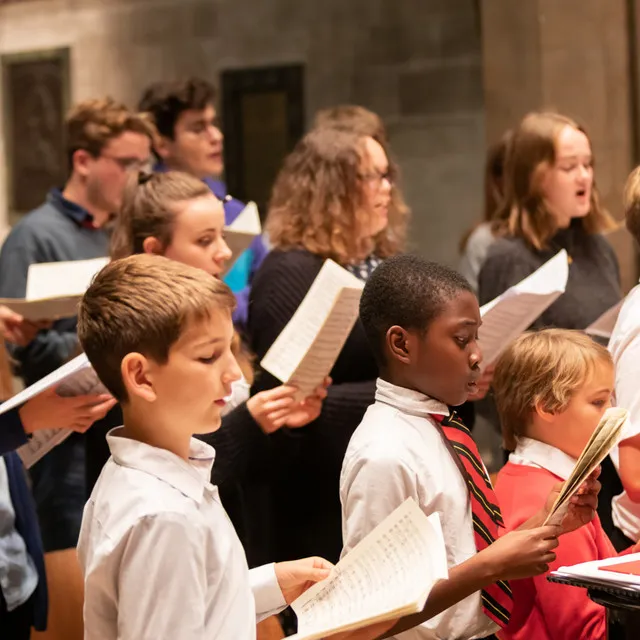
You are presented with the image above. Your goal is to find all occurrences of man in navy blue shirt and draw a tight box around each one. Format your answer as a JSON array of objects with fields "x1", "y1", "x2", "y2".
[{"x1": 138, "y1": 78, "x2": 268, "y2": 329}]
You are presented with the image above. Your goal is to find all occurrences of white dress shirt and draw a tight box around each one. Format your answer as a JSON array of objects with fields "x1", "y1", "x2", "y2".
[
  {"x1": 77, "y1": 428, "x2": 286, "y2": 640},
  {"x1": 509, "y1": 437, "x2": 576, "y2": 480},
  {"x1": 340, "y1": 378, "x2": 497, "y2": 640},
  {"x1": 609, "y1": 282, "x2": 640, "y2": 541}
]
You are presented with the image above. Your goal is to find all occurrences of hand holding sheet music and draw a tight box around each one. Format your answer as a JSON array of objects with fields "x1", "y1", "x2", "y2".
[
  {"x1": 0, "y1": 257, "x2": 109, "y2": 321},
  {"x1": 261, "y1": 260, "x2": 364, "y2": 400},
  {"x1": 0, "y1": 354, "x2": 110, "y2": 468},
  {"x1": 544, "y1": 407, "x2": 628, "y2": 526},
  {"x1": 286, "y1": 499, "x2": 448, "y2": 640},
  {"x1": 479, "y1": 250, "x2": 569, "y2": 368}
]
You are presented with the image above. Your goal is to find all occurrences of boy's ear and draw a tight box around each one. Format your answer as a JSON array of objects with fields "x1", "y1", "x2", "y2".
[
  {"x1": 142, "y1": 236, "x2": 164, "y2": 256},
  {"x1": 533, "y1": 399, "x2": 555, "y2": 422},
  {"x1": 386, "y1": 325, "x2": 412, "y2": 365},
  {"x1": 121, "y1": 352, "x2": 158, "y2": 404}
]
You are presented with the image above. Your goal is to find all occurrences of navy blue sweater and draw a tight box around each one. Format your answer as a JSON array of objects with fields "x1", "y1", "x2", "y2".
[{"x1": 0, "y1": 411, "x2": 47, "y2": 630}]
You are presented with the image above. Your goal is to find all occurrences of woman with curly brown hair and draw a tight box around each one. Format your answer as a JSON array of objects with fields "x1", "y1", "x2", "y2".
[{"x1": 245, "y1": 127, "x2": 406, "y2": 568}]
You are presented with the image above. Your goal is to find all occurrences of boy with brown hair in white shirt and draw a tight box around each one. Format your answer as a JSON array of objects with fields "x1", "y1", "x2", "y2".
[{"x1": 75, "y1": 254, "x2": 343, "y2": 640}]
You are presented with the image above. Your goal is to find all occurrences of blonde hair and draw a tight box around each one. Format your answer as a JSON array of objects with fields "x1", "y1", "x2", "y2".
[
  {"x1": 110, "y1": 171, "x2": 255, "y2": 382},
  {"x1": 267, "y1": 128, "x2": 407, "y2": 264},
  {"x1": 493, "y1": 329, "x2": 613, "y2": 451},
  {"x1": 623, "y1": 165, "x2": 640, "y2": 245},
  {"x1": 492, "y1": 112, "x2": 616, "y2": 250},
  {"x1": 78, "y1": 254, "x2": 236, "y2": 402},
  {"x1": 66, "y1": 98, "x2": 154, "y2": 170}
]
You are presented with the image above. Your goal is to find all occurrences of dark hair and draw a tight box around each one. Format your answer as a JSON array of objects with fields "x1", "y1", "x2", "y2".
[
  {"x1": 360, "y1": 254, "x2": 473, "y2": 365},
  {"x1": 138, "y1": 78, "x2": 217, "y2": 139}
]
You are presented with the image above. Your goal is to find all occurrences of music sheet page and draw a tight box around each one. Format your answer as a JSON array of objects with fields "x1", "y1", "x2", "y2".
[
  {"x1": 0, "y1": 354, "x2": 109, "y2": 468},
  {"x1": 287, "y1": 499, "x2": 448, "y2": 640},
  {"x1": 479, "y1": 250, "x2": 570, "y2": 367},
  {"x1": 261, "y1": 260, "x2": 364, "y2": 395},
  {"x1": 223, "y1": 202, "x2": 261, "y2": 271}
]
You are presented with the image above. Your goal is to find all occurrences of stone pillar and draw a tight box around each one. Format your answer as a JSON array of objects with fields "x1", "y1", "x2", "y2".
[{"x1": 481, "y1": 0, "x2": 638, "y2": 291}]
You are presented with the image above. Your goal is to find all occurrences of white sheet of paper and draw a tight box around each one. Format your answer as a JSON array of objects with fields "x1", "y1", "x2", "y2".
[
  {"x1": 260, "y1": 259, "x2": 364, "y2": 398},
  {"x1": 0, "y1": 257, "x2": 109, "y2": 321},
  {"x1": 26, "y1": 257, "x2": 109, "y2": 300},
  {"x1": 552, "y1": 552, "x2": 640, "y2": 590},
  {"x1": 223, "y1": 202, "x2": 261, "y2": 274},
  {"x1": 544, "y1": 407, "x2": 628, "y2": 525},
  {"x1": 0, "y1": 297, "x2": 83, "y2": 322},
  {"x1": 0, "y1": 354, "x2": 109, "y2": 468},
  {"x1": 585, "y1": 301, "x2": 623, "y2": 341},
  {"x1": 479, "y1": 250, "x2": 569, "y2": 367},
  {"x1": 286, "y1": 499, "x2": 448, "y2": 640}
]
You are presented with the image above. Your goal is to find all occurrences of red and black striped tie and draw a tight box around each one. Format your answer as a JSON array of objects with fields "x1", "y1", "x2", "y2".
[{"x1": 433, "y1": 410, "x2": 513, "y2": 630}]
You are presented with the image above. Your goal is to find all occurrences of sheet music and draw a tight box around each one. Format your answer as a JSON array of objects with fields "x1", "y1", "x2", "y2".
[
  {"x1": 260, "y1": 260, "x2": 364, "y2": 398},
  {"x1": 0, "y1": 354, "x2": 109, "y2": 468},
  {"x1": 553, "y1": 552, "x2": 640, "y2": 591},
  {"x1": 287, "y1": 499, "x2": 448, "y2": 640},
  {"x1": 223, "y1": 202, "x2": 261, "y2": 274},
  {"x1": 26, "y1": 257, "x2": 109, "y2": 300},
  {"x1": 0, "y1": 257, "x2": 109, "y2": 321},
  {"x1": 545, "y1": 407, "x2": 628, "y2": 525},
  {"x1": 479, "y1": 250, "x2": 569, "y2": 367},
  {"x1": 586, "y1": 301, "x2": 623, "y2": 341}
]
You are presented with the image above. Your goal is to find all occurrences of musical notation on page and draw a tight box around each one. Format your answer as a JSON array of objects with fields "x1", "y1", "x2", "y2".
[
  {"x1": 0, "y1": 354, "x2": 109, "y2": 468},
  {"x1": 286, "y1": 499, "x2": 448, "y2": 640},
  {"x1": 261, "y1": 259, "x2": 364, "y2": 399}
]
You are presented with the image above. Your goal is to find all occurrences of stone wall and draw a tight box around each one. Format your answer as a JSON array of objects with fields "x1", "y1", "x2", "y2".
[{"x1": 0, "y1": 0, "x2": 486, "y2": 263}]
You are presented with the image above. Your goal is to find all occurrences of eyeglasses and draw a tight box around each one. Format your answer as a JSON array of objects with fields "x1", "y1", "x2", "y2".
[
  {"x1": 101, "y1": 154, "x2": 153, "y2": 173},
  {"x1": 358, "y1": 169, "x2": 393, "y2": 187}
]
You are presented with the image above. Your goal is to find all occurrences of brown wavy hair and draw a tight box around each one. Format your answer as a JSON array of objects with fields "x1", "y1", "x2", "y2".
[
  {"x1": 313, "y1": 105, "x2": 410, "y2": 253},
  {"x1": 492, "y1": 112, "x2": 616, "y2": 250},
  {"x1": 267, "y1": 128, "x2": 407, "y2": 264}
]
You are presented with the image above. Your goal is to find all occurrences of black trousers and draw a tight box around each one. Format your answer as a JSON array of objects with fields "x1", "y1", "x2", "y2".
[{"x1": 0, "y1": 590, "x2": 34, "y2": 640}]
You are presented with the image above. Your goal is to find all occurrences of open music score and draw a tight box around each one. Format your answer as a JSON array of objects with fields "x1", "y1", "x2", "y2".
[
  {"x1": 0, "y1": 354, "x2": 109, "y2": 468},
  {"x1": 0, "y1": 257, "x2": 109, "y2": 321},
  {"x1": 544, "y1": 407, "x2": 628, "y2": 526},
  {"x1": 261, "y1": 259, "x2": 364, "y2": 399},
  {"x1": 479, "y1": 250, "x2": 569, "y2": 368},
  {"x1": 287, "y1": 499, "x2": 448, "y2": 640}
]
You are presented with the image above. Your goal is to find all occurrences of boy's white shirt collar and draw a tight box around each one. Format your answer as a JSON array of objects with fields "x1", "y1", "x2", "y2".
[
  {"x1": 375, "y1": 377, "x2": 450, "y2": 419},
  {"x1": 106, "y1": 427, "x2": 216, "y2": 503},
  {"x1": 510, "y1": 437, "x2": 577, "y2": 480}
]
